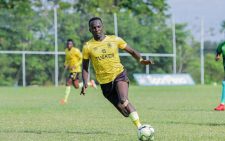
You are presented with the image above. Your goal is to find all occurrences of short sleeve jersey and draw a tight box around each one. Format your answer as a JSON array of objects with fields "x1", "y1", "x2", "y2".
[
  {"x1": 216, "y1": 41, "x2": 225, "y2": 71},
  {"x1": 82, "y1": 35, "x2": 127, "y2": 84},
  {"x1": 64, "y1": 47, "x2": 82, "y2": 73}
]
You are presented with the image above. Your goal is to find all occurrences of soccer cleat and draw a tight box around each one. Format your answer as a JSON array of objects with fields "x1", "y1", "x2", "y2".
[
  {"x1": 60, "y1": 99, "x2": 67, "y2": 105},
  {"x1": 91, "y1": 80, "x2": 97, "y2": 89},
  {"x1": 214, "y1": 104, "x2": 225, "y2": 111}
]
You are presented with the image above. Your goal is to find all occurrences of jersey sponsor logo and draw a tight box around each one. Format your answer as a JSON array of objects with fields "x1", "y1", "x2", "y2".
[{"x1": 95, "y1": 53, "x2": 114, "y2": 61}]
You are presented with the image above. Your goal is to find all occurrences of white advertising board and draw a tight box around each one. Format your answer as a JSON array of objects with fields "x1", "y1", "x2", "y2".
[{"x1": 133, "y1": 74, "x2": 195, "y2": 86}]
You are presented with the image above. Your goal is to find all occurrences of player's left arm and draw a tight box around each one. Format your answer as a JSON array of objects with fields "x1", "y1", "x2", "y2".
[{"x1": 124, "y1": 45, "x2": 154, "y2": 65}]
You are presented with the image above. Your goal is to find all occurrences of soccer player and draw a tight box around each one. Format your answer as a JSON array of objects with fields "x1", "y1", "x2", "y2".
[
  {"x1": 60, "y1": 39, "x2": 97, "y2": 104},
  {"x1": 80, "y1": 17, "x2": 154, "y2": 130},
  {"x1": 214, "y1": 41, "x2": 225, "y2": 111}
]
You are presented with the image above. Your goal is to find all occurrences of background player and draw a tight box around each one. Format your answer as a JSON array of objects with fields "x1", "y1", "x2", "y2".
[
  {"x1": 60, "y1": 39, "x2": 97, "y2": 104},
  {"x1": 80, "y1": 17, "x2": 154, "y2": 130},
  {"x1": 214, "y1": 41, "x2": 225, "y2": 111}
]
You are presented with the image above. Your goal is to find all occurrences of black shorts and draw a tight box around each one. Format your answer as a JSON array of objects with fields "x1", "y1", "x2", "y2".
[
  {"x1": 68, "y1": 72, "x2": 80, "y2": 81},
  {"x1": 100, "y1": 70, "x2": 129, "y2": 106}
]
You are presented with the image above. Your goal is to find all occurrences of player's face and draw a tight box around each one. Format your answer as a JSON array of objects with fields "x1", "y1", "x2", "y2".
[
  {"x1": 67, "y1": 41, "x2": 73, "y2": 49},
  {"x1": 89, "y1": 20, "x2": 104, "y2": 40}
]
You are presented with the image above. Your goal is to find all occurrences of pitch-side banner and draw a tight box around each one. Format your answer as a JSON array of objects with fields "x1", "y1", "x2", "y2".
[{"x1": 133, "y1": 74, "x2": 195, "y2": 86}]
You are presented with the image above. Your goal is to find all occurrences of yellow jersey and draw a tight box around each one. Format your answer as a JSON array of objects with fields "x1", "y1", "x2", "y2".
[
  {"x1": 64, "y1": 47, "x2": 82, "y2": 73},
  {"x1": 82, "y1": 35, "x2": 127, "y2": 84}
]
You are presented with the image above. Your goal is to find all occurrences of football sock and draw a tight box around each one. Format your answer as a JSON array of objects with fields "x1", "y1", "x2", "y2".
[
  {"x1": 64, "y1": 86, "x2": 71, "y2": 102},
  {"x1": 220, "y1": 81, "x2": 225, "y2": 104},
  {"x1": 129, "y1": 111, "x2": 142, "y2": 128}
]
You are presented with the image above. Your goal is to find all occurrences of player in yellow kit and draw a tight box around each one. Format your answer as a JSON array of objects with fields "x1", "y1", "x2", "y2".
[
  {"x1": 80, "y1": 17, "x2": 154, "y2": 131},
  {"x1": 60, "y1": 39, "x2": 97, "y2": 104}
]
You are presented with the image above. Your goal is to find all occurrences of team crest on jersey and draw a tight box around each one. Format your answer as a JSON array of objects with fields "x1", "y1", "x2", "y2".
[
  {"x1": 107, "y1": 43, "x2": 112, "y2": 48},
  {"x1": 102, "y1": 49, "x2": 106, "y2": 53}
]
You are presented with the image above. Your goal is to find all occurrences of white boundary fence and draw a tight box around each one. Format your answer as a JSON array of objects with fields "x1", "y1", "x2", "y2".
[
  {"x1": 0, "y1": 50, "x2": 175, "y2": 87},
  {"x1": 0, "y1": 13, "x2": 180, "y2": 87}
]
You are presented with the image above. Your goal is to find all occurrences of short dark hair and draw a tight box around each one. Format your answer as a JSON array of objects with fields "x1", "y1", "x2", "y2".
[
  {"x1": 67, "y1": 39, "x2": 74, "y2": 43},
  {"x1": 89, "y1": 17, "x2": 103, "y2": 26},
  {"x1": 66, "y1": 39, "x2": 74, "y2": 46}
]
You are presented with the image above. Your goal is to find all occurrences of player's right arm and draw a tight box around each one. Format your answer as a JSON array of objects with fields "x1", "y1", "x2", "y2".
[
  {"x1": 81, "y1": 59, "x2": 89, "y2": 95},
  {"x1": 80, "y1": 43, "x2": 90, "y2": 95}
]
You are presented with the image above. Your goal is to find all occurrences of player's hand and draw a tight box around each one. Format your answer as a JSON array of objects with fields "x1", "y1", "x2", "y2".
[
  {"x1": 80, "y1": 85, "x2": 87, "y2": 95},
  {"x1": 140, "y1": 59, "x2": 154, "y2": 65}
]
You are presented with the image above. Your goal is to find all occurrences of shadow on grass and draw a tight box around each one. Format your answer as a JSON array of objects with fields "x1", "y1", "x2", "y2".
[
  {"x1": 148, "y1": 107, "x2": 216, "y2": 112},
  {"x1": 0, "y1": 129, "x2": 122, "y2": 135},
  {"x1": 156, "y1": 121, "x2": 225, "y2": 126}
]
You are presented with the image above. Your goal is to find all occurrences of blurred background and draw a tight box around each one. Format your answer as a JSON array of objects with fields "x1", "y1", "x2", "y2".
[{"x1": 0, "y1": 0, "x2": 224, "y2": 87}]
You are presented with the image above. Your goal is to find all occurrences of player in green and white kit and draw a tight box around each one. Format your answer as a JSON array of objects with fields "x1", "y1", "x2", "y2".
[{"x1": 214, "y1": 41, "x2": 225, "y2": 111}]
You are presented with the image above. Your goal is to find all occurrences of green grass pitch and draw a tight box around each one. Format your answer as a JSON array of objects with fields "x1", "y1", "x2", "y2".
[{"x1": 0, "y1": 85, "x2": 225, "y2": 141}]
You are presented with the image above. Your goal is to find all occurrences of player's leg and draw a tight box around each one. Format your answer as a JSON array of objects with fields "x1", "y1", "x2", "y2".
[
  {"x1": 60, "y1": 73, "x2": 73, "y2": 104},
  {"x1": 100, "y1": 80, "x2": 141, "y2": 128},
  {"x1": 87, "y1": 80, "x2": 97, "y2": 89},
  {"x1": 72, "y1": 72, "x2": 97, "y2": 89},
  {"x1": 72, "y1": 73, "x2": 80, "y2": 89},
  {"x1": 99, "y1": 70, "x2": 128, "y2": 115},
  {"x1": 100, "y1": 82, "x2": 127, "y2": 115},
  {"x1": 76, "y1": 80, "x2": 97, "y2": 89},
  {"x1": 214, "y1": 75, "x2": 225, "y2": 111},
  {"x1": 71, "y1": 72, "x2": 97, "y2": 90},
  {"x1": 115, "y1": 80, "x2": 142, "y2": 128}
]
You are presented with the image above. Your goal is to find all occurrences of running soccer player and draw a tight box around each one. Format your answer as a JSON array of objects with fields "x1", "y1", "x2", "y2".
[
  {"x1": 214, "y1": 41, "x2": 225, "y2": 111},
  {"x1": 80, "y1": 17, "x2": 154, "y2": 129},
  {"x1": 60, "y1": 39, "x2": 97, "y2": 104}
]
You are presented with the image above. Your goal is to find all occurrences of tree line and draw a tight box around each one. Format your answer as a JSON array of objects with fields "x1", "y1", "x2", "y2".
[{"x1": 0, "y1": 0, "x2": 224, "y2": 86}]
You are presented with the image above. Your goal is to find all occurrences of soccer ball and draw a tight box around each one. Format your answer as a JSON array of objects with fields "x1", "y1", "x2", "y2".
[{"x1": 137, "y1": 124, "x2": 154, "y2": 141}]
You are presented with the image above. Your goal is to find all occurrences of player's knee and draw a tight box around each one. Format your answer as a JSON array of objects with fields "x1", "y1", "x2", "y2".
[
  {"x1": 117, "y1": 99, "x2": 129, "y2": 117},
  {"x1": 120, "y1": 99, "x2": 129, "y2": 108},
  {"x1": 73, "y1": 80, "x2": 79, "y2": 89},
  {"x1": 66, "y1": 79, "x2": 72, "y2": 86}
]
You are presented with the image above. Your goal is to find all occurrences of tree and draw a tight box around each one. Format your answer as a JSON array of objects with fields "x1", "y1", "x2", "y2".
[
  {"x1": 1, "y1": 0, "x2": 208, "y2": 86},
  {"x1": 0, "y1": 0, "x2": 35, "y2": 86}
]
